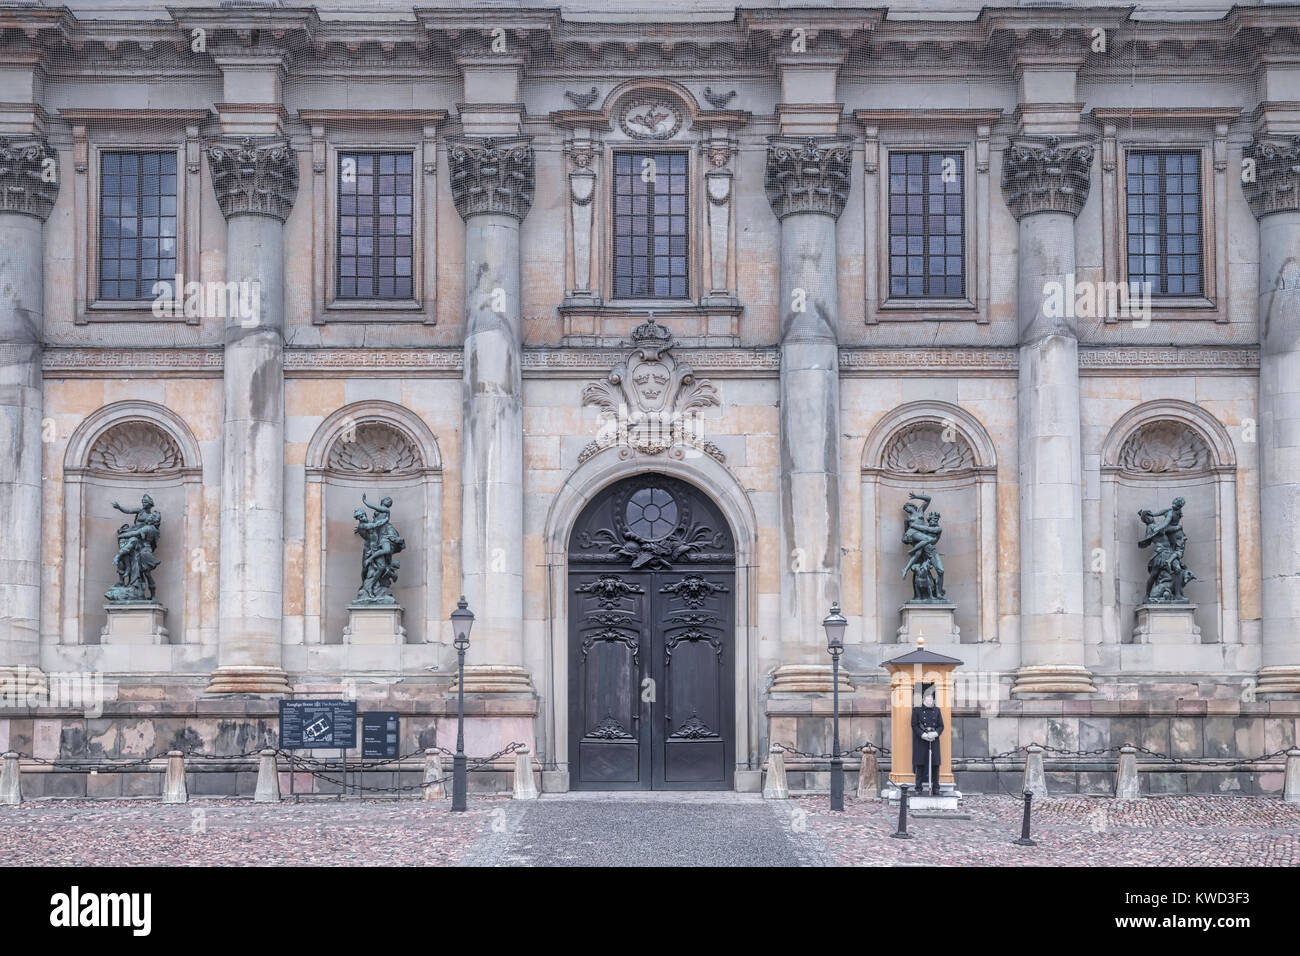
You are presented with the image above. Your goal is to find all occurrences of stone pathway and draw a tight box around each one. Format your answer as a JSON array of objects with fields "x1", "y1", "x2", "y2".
[{"x1": 0, "y1": 793, "x2": 1295, "y2": 866}]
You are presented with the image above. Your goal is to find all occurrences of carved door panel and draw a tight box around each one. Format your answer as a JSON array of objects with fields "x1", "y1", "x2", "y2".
[{"x1": 568, "y1": 475, "x2": 735, "y2": 790}]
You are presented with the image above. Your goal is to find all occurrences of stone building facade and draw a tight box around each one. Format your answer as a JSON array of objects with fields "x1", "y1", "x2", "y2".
[{"x1": 2, "y1": 1, "x2": 1299, "y2": 796}]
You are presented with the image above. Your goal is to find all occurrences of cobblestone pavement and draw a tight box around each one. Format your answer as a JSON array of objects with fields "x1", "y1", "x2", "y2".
[
  {"x1": 1, "y1": 794, "x2": 1295, "y2": 866},
  {"x1": 799, "y1": 794, "x2": 1300, "y2": 866}
]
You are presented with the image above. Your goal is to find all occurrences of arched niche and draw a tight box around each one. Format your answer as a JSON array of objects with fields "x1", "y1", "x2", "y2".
[
  {"x1": 304, "y1": 402, "x2": 442, "y2": 646},
  {"x1": 61, "y1": 401, "x2": 203, "y2": 647},
  {"x1": 861, "y1": 402, "x2": 998, "y2": 644},
  {"x1": 1100, "y1": 400, "x2": 1238, "y2": 647}
]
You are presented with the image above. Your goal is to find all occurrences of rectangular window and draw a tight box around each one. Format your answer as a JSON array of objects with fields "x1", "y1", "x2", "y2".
[
  {"x1": 613, "y1": 151, "x2": 688, "y2": 299},
  {"x1": 99, "y1": 151, "x2": 177, "y2": 301},
  {"x1": 338, "y1": 152, "x2": 414, "y2": 300},
  {"x1": 888, "y1": 151, "x2": 964, "y2": 299},
  {"x1": 1126, "y1": 150, "x2": 1202, "y2": 297}
]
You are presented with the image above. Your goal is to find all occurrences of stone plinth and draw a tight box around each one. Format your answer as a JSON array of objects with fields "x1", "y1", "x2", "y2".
[
  {"x1": 884, "y1": 787, "x2": 962, "y2": 809},
  {"x1": 896, "y1": 602, "x2": 959, "y2": 644},
  {"x1": 100, "y1": 603, "x2": 169, "y2": 644},
  {"x1": 343, "y1": 603, "x2": 406, "y2": 645},
  {"x1": 1132, "y1": 604, "x2": 1201, "y2": 645}
]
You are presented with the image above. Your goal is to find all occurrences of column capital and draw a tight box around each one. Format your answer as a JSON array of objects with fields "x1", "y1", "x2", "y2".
[
  {"x1": 446, "y1": 136, "x2": 535, "y2": 221},
  {"x1": 764, "y1": 135, "x2": 852, "y2": 220},
  {"x1": 206, "y1": 136, "x2": 299, "y2": 222},
  {"x1": 1243, "y1": 135, "x2": 1300, "y2": 220},
  {"x1": 0, "y1": 136, "x2": 59, "y2": 220},
  {"x1": 1001, "y1": 134, "x2": 1095, "y2": 220}
]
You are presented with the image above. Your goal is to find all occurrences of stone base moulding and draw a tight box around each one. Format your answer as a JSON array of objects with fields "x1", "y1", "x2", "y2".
[
  {"x1": 343, "y1": 604, "x2": 407, "y2": 645},
  {"x1": 450, "y1": 664, "x2": 535, "y2": 694},
  {"x1": 883, "y1": 787, "x2": 963, "y2": 811},
  {"x1": 203, "y1": 666, "x2": 293, "y2": 696},
  {"x1": 1132, "y1": 603, "x2": 1201, "y2": 645},
  {"x1": 1255, "y1": 665, "x2": 1300, "y2": 697},
  {"x1": 1010, "y1": 663, "x2": 1097, "y2": 696},
  {"x1": 768, "y1": 663, "x2": 854, "y2": 694},
  {"x1": 100, "y1": 603, "x2": 169, "y2": 645},
  {"x1": 896, "y1": 602, "x2": 959, "y2": 644}
]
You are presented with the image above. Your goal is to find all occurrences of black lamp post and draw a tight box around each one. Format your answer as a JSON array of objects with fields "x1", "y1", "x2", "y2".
[
  {"x1": 450, "y1": 596, "x2": 474, "y2": 812},
  {"x1": 823, "y1": 601, "x2": 847, "y2": 812}
]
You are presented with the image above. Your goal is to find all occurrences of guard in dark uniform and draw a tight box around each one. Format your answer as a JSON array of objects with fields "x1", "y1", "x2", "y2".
[{"x1": 911, "y1": 683, "x2": 944, "y2": 795}]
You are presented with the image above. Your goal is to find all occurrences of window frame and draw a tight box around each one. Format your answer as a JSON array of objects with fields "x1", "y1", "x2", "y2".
[
  {"x1": 95, "y1": 149, "x2": 181, "y2": 304},
  {"x1": 603, "y1": 144, "x2": 698, "y2": 307},
  {"x1": 322, "y1": 140, "x2": 427, "y2": 317},
  {"x1": 1116, "y1": 143, "x2": 1217, "y2": 314},
  {"x1": 884, "y1": 148, "x2": 970, "y2": 302},
  {"x1": 333, "y1": 149, "x2": 417, "y2": 303},
  {"x1": 80, "y1": 138, "x2": 193, "y2": 323}
]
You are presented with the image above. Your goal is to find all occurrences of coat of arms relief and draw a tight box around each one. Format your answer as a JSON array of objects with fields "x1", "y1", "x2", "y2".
[{"x1": 578, "y1": 317, "x2": 724, "y2": 464}]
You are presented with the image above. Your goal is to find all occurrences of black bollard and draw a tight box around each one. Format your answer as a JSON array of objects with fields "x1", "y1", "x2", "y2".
[
  {"x1": 890, "y1": 783, "x2": 912, "y2": 839},
  {"x1": 1014, "y1": 789, "x2": 1036, "y2": 846}
]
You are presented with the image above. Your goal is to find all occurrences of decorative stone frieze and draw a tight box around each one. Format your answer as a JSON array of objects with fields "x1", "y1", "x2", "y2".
[
  {"x1": 206, "y1": 137, "x2": 299, "y2": 222},
  {"x1": 764, "y1": 136, "x2": 852, "y2": 220},
  {"x1": 1242, "y1": 135, "x2": 1300, "y2": 219},
  {"x1": 578, "y1": 317, "x2": 723, "y2": 463},
  {"x1": 446, "y1": 136, "x2": 536, "y2": 221},
  {"x1": 1001, "y1": 135, "x2": 1095, "y2": 220},
  {"x1": 0, "y1": 136, "x2": 59, "y2": 220}
]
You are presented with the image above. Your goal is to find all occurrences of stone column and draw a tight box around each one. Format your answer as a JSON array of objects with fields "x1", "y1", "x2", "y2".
[
  {"x1": 447, "y1": 137, "x2": 535, "y2": 691},
  {"x1": 204, "y1": 138, "x2": 298, "y2": 695},
  {"x1": 0, "y1": 137, "x2": 58, "y2": 693},
  {"x1": 764, "y1": 137, "x2": 852, "y2": 687},
  {"x1": 1244, "y1": 136, "x2": 1300, "y2": 696},
  {"x1": 1002, "y1": 136, "x2": 1098, "y2": 696}
]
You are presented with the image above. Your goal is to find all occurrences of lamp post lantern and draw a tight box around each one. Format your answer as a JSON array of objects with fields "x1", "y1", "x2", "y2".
[
  {"x1": 824, "y1": 601, "x2": 847, "y2": 811},
  {"x1": 450, "y1": 596, "x2": 474, "y2": 812}
]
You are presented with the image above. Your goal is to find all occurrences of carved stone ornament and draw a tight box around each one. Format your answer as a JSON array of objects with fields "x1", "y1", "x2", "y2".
[
  {"x1": 579, "y1": 316, "x2": 724, "y2": 463},
  {"x1": 327, "y1": 421, "x2": 423, "y2": 474},
  {"x1": 764, "y1": 136, "x2": 852, "y2": 220},
  {"x1": 1001, "y1": 135, "x2": 1095, "y2": 220},
  {"x1": 1242, "y1": 135, "x2": 1300, "y2": 219},
  {"x1": 1118, "y1": 421, "x2": 1211, "y2": 476},
  {"x1": 206, "y1": 137, "x2": 299, "y2": 222},
  {"x1": 617, "y1": 94, "x2": 684, "y2": 140},
  {"x1": 882, "y1": 422, "x2": 976, "y2": 475},
  {"x1": 446, "y1": 136, "x2": 535, "y2": 221},
  {"x1": 589, "y1": 714, "x2": 634, "y2": 739},
  {"x1": 88, "y1": 422, "x2": 183, "y2": 474},
  {"x1": 0, "y1": 136, "x2": 59, "y2": 220}
]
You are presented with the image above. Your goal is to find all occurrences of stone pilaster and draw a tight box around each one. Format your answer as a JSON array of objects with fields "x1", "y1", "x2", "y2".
[
  {"x1": 0, "y1": 136, "x2": 58, "y2": 693},
  {"x1": 1003, "y1": 135, "x2": 1098, "y2": 695},
  {"x1": 205, "y1": 137, "x2": 298, "y2": 695},
  {"x1": 764, "y1": 136, "x2": 851, "y2": 682},
  {"x1": 1244, "y1": 135, "x2": 1300, "y2": 696},
  {"x1": 448, "y1": 137, "x2": 535, "y2": 691}
]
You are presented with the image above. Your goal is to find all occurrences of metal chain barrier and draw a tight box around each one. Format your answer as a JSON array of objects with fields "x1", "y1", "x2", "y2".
[{"x1": 772, "y1": 741, "x2": 891, "y2": 759}]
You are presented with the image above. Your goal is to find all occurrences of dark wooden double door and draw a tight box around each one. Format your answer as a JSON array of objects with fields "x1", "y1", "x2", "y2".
[{"x1": 568, "y1": 475, "x2": 735, "y2": 790}]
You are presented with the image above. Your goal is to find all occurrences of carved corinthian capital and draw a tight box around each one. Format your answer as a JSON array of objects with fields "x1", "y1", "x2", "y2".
[
  {"x1": 764, "y1": 136, "x2": 852, "y2": 220},
  {"x1": 206, "y1": 137, "x2": 299, "y2": 222},
  {"x1": 0, "y1": 136, "x2": 60, "y2": 220},
  {"x1": 1243, "y1": 135, "x2": 1300, "y2": 219},
  {"x1": 446, "y1": 136, "x2": 535, "y2": 221},
  {"x1": 1001, "y1": 134, "x2": 1095, "y2": 220}
]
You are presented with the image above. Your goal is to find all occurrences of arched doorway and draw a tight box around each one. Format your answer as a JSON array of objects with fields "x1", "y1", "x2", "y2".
[{"x1": 567, "y1": 473, "x2": 736, "y2": 790}]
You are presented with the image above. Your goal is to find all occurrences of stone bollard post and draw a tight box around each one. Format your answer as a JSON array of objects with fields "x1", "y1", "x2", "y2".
[
  {"x1": 1021, "y1": 744, "x2": 1048, "y2": 800},
  {"x1": 162, "y1": 750, "x2": 187, "y2": 804},
  {"x1": 1285, "y1": 749, "x2": 1300, "y2": 806},
  {"x1": 512, "y1": 746, "x2": 539, "y2": 800},
  {"x1": 423, "y1": 749, "x2": 445, "y2": 800},
  {"x1": 254, "y1": 749, "x2": 281, "y2": 803},
  {"x1": 1115, "y1": 745, "x2": 1140, "y2": 800},
  {"x1": 856, "y1": 749, "x2": 880, "y2": 800},
  {"x1": 762, "y1": 745, "x2": 789, "y2": 800},
  {"x1": 1, "y1": 752, "x2": 21, "y2": 806}
]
